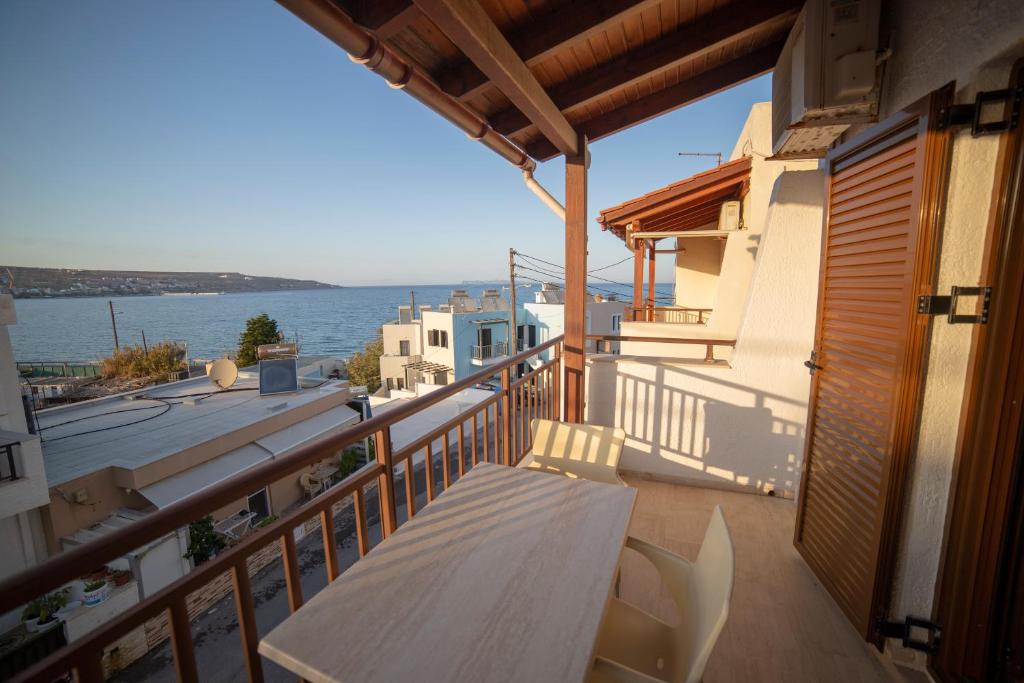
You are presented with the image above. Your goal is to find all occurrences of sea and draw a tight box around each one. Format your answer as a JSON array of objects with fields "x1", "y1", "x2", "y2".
[{"x1": 8, "y1": 283, "x2": 670, "y2": 363}]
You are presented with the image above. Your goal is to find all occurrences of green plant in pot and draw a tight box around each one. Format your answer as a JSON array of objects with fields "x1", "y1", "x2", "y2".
[
  {"x1": 82, "y1": 579, "x2": 109, "y2": 606},
  {"x1": 21, "y1": 598, "x2": 43, "y2": 632},
  {"x1": 37, "y1": 588, "x2": 70, "y2": 628}
]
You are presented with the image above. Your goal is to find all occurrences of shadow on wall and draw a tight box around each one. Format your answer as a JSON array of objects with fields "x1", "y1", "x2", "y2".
[{"x1": 594, "y1": 363, "x2": 806, "y2": 498}]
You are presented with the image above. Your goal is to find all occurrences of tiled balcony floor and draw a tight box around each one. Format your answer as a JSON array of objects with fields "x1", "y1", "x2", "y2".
[{"x1": 620, "y1": 475, "x2": 917, "y2": 683}]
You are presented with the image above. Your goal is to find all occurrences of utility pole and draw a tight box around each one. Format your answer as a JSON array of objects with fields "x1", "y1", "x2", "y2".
[
  {"x1": 508, "y1": 248, "x2": 518, "y2": 363},
  {"x1": 410, "y1": 290, "x2": 416, "y2": 319},
  {"x1": 108, "y1": 300, "x2": 120, "y2": 351}
]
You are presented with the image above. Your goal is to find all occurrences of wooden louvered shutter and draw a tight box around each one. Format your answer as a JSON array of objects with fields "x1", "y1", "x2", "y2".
[{"x1": 794, "y1": 88, "x2": 952, "y2": 644}]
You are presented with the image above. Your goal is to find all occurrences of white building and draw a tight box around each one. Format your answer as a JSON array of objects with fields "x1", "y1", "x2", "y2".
[{"x1": 0, "y1": 294, "x2": 50, "y2": 633}]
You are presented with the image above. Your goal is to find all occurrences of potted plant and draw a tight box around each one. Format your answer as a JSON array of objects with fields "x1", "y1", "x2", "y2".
[
  {"x1": 111, "y1": 569, "x2": 131, "y2": 587},
  {"x1": 21, "y1": 598, "x2": 43, "y2": 632},
  {"x1": 35, "y1": 589, "x2": 69, "y2": 630},
  {"x1": 82, "y1": 579, "x2": 110, "y2": 607}
]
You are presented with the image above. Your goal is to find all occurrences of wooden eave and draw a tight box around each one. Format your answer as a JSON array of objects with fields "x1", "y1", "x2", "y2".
[
  {"x1": 597, "y1": 155, "x2": 752, "y2": 241},
  {"x1": 318, "y1": 0, "x2": 800, "y2": 163}
]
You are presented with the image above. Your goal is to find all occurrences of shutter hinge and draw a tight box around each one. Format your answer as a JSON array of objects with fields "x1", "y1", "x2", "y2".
[
  {"x1": 917, "y1": 286, "x2": 992, "y2": 324},
  {"x1": 876, "y1": 616, "x2": 942, "y2": 655},
  {"x1": 938, "y1": 88, "x2": 1022, "y2": 136}
]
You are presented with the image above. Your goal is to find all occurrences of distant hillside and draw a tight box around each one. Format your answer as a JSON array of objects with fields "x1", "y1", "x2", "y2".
[{"x1": 2, "y1": 266, "x2": 340, "y2": 298}]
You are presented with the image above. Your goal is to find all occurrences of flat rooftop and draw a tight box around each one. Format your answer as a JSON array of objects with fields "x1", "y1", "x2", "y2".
[{"x1": 37, "y1": 373, "x2": 353, "y2": 487}]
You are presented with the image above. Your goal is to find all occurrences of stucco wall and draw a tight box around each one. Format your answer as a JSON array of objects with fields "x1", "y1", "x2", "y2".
[
  {"x1": 672, "y1": 236, "x2": 723, "y2": 309},
  {"x1": 888, "y1": 59, "x2": 1019, "y2": 642},
  {"x1": 588, "y1": 169, "x2": 826, "y2": 496},
  {"x1": 622, "y1": 103, "x2": 818, "y2": 358}
]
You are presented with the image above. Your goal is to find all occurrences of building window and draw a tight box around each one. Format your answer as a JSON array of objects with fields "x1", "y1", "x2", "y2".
[
  {"x1": 528, "y1": 324, "x2": 537, "y2": 347},
  {"x1": 399, "y1": 339, "x2": 410, "y2": 356},
  {"x1": 247, "y1": 488, "x2": 271, "y2": 521},
  {"x1": 396, "y1": 377, "x2": 405, "y2": 390},
  {"x1": 612, "y1": 315, "x2": 621, "y2": 332},
  {"x1": 434, "y1": 371, "x2": 448, "y2": 385},
  {"x1": 427, "y1": 330, "x2": 449, "y2": 348}
]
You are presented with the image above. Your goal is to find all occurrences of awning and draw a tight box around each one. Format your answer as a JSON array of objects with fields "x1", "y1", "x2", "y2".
[
  {"x1": 139, "y1": 404, "x2": 360, "y2": 508},
  {"x1": 597, "y1": 156, "x2": 752, "y2": 243},
  {"x1": 140, "y1": 444, "x2": 271, "y2": 509},
  {"x1": 471, "y1": 318, "x2": 509, "y2": 325}
]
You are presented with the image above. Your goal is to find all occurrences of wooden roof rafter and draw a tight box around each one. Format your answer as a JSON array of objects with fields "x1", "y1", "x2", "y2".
[{"x1": 285, "y1": 0, "x2": 800, "y2": 166}]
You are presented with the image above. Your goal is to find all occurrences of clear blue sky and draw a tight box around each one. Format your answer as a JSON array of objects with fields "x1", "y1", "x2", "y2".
[{"x1": 0, "y1": 0, "x2": 772, "y2": 286}]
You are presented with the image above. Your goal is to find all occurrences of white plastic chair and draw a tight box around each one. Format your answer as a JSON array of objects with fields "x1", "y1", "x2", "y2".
[
  {"x1": 591, "y1": 506, "x2": 735, "y2": 683},
  {"x1": 517, "y1": 418, "x2": 627, "y2": 486}
]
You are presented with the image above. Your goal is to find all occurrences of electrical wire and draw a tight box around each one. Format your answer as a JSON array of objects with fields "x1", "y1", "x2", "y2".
[{"x1": 41, "y1": 398, "x2": 175, "y2": 443}]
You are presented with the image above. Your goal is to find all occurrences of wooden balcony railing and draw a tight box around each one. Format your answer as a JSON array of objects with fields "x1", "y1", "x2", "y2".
[
  {"x1": 588, "y1": 334, "x2": 735, "y2": 363},
  {"x1": 630, "y1": 306, "x2": 712, "y2": 323},
  {"x1": 0, "y1": 337, "x2": 563, "y2": 683}
]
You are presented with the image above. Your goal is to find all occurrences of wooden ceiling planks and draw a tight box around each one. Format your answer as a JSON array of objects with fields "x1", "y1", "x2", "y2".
[{"x1": 323, "y1": 0, "x2": 799, "y2": 163}]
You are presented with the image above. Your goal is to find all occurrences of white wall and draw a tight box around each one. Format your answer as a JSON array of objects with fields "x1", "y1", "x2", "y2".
[
  {"x1": 673, "y1": 236, "x2": 723, "y2": 309},
  {"x1": 589, "y1": 170, "x2": 826, "y2": 497},
  {"x1": 419, "y1": 311, "x2": 455, "y2": 384},
  {"x1": 884, "y1": 43, "x2": 1022, "y2": 657},
  {"x1": 621, "y1": 103, "x2": 818, "y2": 358}
]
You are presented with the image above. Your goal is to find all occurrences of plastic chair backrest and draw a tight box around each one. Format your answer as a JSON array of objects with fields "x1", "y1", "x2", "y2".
[
  {"x1": 682, "y1": 505, "x2": 734, "y2": 683},
  {"x1": 528, "y1": 419, "x2": 626, "y2": 485}
]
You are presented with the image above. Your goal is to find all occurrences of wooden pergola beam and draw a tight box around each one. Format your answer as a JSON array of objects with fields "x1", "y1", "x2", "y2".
[
  {"x1": 414, "y1": 0, "x2": 578, "y2": 156},
  {"x1": 491, "y1": 0, "x2": 800, "y2": 139},
  {"x1": 435, "y1": 0, "x2": 661, "y2": 101},
  {"x1": 526, "y1": 40, "x2": 784, "y2": 161}
]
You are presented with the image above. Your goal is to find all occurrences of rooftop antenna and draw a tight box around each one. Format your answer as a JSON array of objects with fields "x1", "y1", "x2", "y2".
[{"x1": 677, "y1": 151, "x2": 723, "y2": 166}]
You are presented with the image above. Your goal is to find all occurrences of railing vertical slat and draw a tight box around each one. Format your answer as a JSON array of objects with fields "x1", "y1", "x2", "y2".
[
  {"x1": 471, "y1": 412, "x2": 479, "y2": 466},
  {"x1": 282, "y1": 532, "x2": 303, "y2": 613},
  {"x1": 483, "y1": 405, "x2": 491, "y2": 463},
  {"x1": 320, "y1": 509, "x2": 340, "y2": 582},
  {"x1": 441, "y1": 431, "x2": 451, "y2": 489},
  {"x1": 231, "y1": 561, "x2": 265, "y2": 683},
  {"x1": 169, "y1": 599, "x2": 199, "y2": 682},
  {"x1": 500, "y1": 367, "x2": 511, "y2": 466},
  {"x1": 374, "y1": 427, "x2": 398, "y2": 538},
  {"x1": 554, "y1": 343, "x2": 562, "y2": 422},
  {"x1": 405, "y1": 458, "x2": 416, "y2": 518},
  {"x1": 424, "y1": 443, "x2": 435, "y2": 502},
  {"x1": 354, "y1": 487, "x2": 370, "y2": 557},
  {"x1": 457, "y1": 421, "x2": 466, "y2": 477}
]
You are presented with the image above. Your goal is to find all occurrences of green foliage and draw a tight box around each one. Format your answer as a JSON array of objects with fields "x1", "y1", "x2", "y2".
[
  {"x1": 256, "y1": 515, "x2": 278, "y2": 528},
  {"x1": 237, "y1": 313, "x2": 282, "y2": 367},
  {"x1": 83, "y1": 580, "x2": 107, "y2": 592},
  {"x1": 347, "y1": 336, "x2": 383, "y2": 392},
  {"x1": 100, "y1": 341, "x2": 186, "y2": 382},
  {"x1": 184, "y1": 516, "x2": 226, "y2": 565},
  {"x1": 339, "y1": 448, "x2": 360, "y2": 477}
]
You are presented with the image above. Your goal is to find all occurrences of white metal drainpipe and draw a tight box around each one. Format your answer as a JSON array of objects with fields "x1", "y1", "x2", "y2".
[{"x1": 522, "y1": 169, "x2": 565, "y2": 221}]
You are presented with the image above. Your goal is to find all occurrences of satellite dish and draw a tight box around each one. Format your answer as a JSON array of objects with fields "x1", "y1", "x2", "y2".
[{"x1": 208, "y1": 358, "x2": 238, "y2": 390}]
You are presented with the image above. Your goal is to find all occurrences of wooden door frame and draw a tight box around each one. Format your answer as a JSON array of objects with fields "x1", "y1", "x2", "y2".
[
  {"x1": 932, "y1": 59, "x2": 1024, "y2": 683},
  {"x1": 793, "y1": 83, "x2": 955, "y2": 647}
]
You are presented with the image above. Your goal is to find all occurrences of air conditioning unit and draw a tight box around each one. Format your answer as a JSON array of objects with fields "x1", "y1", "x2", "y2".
[
  {"x1": 771, "y1": 0, "x2": 882, "y2": 159},
  {"x1": 719, "y1": 201, "x2": 741, "y2": 231}
]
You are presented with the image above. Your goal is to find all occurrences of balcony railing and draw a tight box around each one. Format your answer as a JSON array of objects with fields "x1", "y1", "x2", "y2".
[
  {"x1": 588, "y1": 334, "x2": 735, "y2": 363},
  {"x1": 0, "y1": 337, "x2": 563, "y2": 683},
  {"x1": 630, "y1": 306, "x2": 712, "y2": 323},
  {"x1": 471, "y1": 341, "x2": 508, "y2": 360}
]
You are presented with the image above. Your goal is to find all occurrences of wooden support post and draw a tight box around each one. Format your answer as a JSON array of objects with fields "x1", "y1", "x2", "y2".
[
  {"x1": 632, "y1": 225, "x2": 644, "y2": 322},
  {"x1": 564, "y1": 132, "x2": 588, "y2": 423},
  {"x1": 647, "y1": 240, "x2": 656, "y2": 321}
]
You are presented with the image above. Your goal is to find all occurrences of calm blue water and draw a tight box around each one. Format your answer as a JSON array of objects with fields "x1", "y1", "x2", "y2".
[{"x1": 8, "y1": 282, "x2": 672, "y2": 363}]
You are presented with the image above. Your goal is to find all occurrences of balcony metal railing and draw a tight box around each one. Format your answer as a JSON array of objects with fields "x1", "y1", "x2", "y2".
[
  {"x1": 630, "y1": 306, "x2": 712, "y2": 323},
  {"x1": 471, "y1": 341, "x2": 508, "y2": 360},
  {"x1": 0, "y1": 337, "x2": 563, "y2": 683}
]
